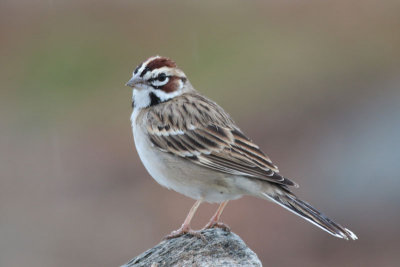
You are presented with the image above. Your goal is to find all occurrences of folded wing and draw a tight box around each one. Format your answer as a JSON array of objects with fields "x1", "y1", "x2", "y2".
[{"x1": 145, "y1": 93, "x2": 297, "y2": 187}]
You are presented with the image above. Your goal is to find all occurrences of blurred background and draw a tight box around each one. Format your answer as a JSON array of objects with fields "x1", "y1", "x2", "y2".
[{"x1": 1, "y1": 0, "x2": 400, "y2": 266}]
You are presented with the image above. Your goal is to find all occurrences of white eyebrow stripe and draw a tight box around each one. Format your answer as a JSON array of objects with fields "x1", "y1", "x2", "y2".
[
  {"x1": 142, "y1": 70, "x2": 153, "y2": 80},
  {"x1": 151, "y1": 67, "x2": 175, "y2": 77},
  {"x1": 150, "y1": 67, "x2": 185, "y2": 79}
]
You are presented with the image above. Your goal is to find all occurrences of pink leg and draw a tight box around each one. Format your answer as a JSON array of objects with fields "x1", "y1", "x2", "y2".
[
  {"x1": 203, "y1": 201, "x2": 230, "y2": 231},
  {"x1": 165, "y1": 200, "x2": 203, "y2": 239}
]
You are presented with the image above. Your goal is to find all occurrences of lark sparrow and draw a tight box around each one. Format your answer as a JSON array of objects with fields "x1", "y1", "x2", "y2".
[{"x1": 126, "y1": 56, "x2": 357, "y2": 240}]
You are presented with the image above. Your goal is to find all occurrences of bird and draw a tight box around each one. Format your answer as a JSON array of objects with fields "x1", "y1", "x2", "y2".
[{"x1": 126, "y1": 55, "x2": 357, "y2": 240}]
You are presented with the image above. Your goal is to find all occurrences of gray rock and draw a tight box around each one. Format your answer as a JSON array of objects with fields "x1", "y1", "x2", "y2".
[{"x1": 121, "y1": 228, "x2": 262, "y2": 267}]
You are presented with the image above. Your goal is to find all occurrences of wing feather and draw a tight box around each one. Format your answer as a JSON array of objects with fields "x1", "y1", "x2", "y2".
[{"x1": 144, "y1": 93, "x2": 297, "y2": 187}]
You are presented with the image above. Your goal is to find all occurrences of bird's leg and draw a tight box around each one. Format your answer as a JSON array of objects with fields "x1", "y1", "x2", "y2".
[
  {"x1": 202, "y1": 201, "x2": 230, "y2": 231},
  {"x1": 165, "y1": 199, "x2": 203, "y2": 239}
]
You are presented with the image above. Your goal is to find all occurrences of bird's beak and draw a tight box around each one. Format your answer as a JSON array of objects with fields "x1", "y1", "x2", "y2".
[{"x1": 126, "y1": 77, "x2": 139, "y2": 88}]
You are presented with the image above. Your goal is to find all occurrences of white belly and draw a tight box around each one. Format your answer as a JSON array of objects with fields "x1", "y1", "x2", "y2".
[{"x1": 131, "y1": 109, "x2": 247, "y2": 203}]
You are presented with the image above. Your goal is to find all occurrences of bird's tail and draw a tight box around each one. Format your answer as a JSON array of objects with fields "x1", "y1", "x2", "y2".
[{"x1": 262, "y1": 187, "x2": 357, "y2": 240}]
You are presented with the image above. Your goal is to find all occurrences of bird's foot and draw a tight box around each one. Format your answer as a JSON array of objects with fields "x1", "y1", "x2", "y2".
[
  {"x1": 164, "y1": 226, "x2": 205, "y2": 241},
  {"x1": 203, "y1": 221, "x2": 231, "y2": 232}
]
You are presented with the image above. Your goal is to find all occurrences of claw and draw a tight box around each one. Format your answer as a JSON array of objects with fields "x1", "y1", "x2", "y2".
[
  {"x1": 164, "y1": 227, "x2": 206, "y2": 241},
  {"x1": 203, "y1": 221, "x2": 231, "y2": 232}
]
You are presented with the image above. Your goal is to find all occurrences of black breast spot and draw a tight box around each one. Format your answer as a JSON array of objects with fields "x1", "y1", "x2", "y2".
[{"x1": 149, "y1": 92, "x2": 161, "y2": 106}]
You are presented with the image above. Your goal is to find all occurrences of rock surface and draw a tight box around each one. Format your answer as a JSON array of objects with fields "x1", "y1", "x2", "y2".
[{"x1": 121, "y1": 228, "x2": 262, "y2": 267}]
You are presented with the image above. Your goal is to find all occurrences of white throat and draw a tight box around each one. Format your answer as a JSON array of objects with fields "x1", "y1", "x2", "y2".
[{"x1": 132, "y1": 89, "x2": 151, "y2": 109}]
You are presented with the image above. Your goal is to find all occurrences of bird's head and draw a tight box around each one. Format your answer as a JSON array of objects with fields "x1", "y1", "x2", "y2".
[{"x1": 126, "y1": 56, "x2": 190, "y2": 108}]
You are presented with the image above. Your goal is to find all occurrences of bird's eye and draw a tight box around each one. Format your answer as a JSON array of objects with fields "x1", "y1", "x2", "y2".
[
  {"x1": 158, "y1": 73, "x2": 167, "y2": 82},
  {"x1": 149, "y1": 73, "x2": 169, "y2": 88}
]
